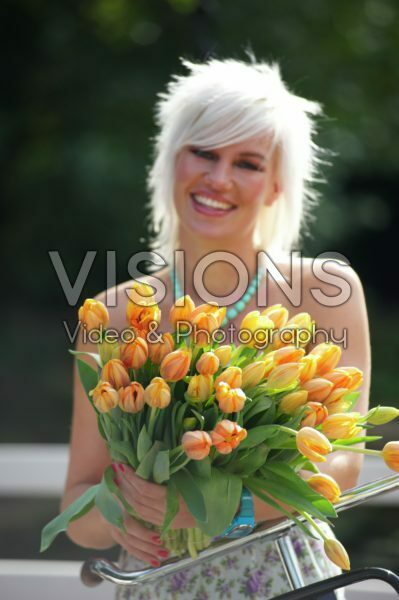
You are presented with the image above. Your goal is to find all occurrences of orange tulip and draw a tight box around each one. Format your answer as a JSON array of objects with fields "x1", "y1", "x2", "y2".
[
  {"x1": 126, "y1": 281, "x2": 156, "y2": 305},
  {"x1": 118, "y1": 382, "x2": 145, "y2": 413},
  {"x1": 144, "y1": 377, "x2": 171, "y2": 409},
  {"x1": 323, "y1": 368, "x2": 352, "y2": 390},
  {"x1": 344, "y1": 367, "x2": 363, "y2": 391},
  {"x1": 262, "y1": 354, "x2": 275, "y2": 378},
  {"x1": 242, "y1": 361, "x2": 266, "y2": 389},
  {"x1": 298, "y1": 355, "x2": 318, "y2": 384},
  {"x1": 215, "y1": 382, "x2": 246, "y2": 413},
  {"x1": 324, "y1": 539, "x2": 350, "y2": 571},
  {"x1": 300, "y1": 402, "x2": 328, "y2": 427},
  {"x1": 101, "y1": 359, "x2": 130, "y2": 389},
  {"x1": 78, "y1": 298, "x2": 109, "y2": 332},
  {"x1": 160, "y1": 349, "x2": 191, "y2": 382},
  {"x1": 186, "y1": 374, "x2": 214, "y2": 402},
  {"x1": 265, "y1": 363, "x2": 301, "y2": 391},
  {"x1": 296, "y1": 427, "x2": 332, "y2": 462},
  {"x1": 89, "y1": 381, "x2": 119, "y2": 413},
  {"x1": 324, "y1": 387, "x2": 352, "y2": 415},
  {"x1": 210, "y1": 420, "x2": 247, "y2": 454},
  {"x1": 148, "y1": 332, "x2": 175, "y2": 365},
  {"x1": 215, "y1": 366, "x2": 242, "y2": 389},
  {"x1": 214, "y1": 345, "x2": 232, "y2": 367},
  {"x1": 279, "y1": 390, "x2": 309, "y2": 415},
  {"x1": 120, "y1": 337, "x2": 148, "y2": 370},
  {"x1": 271, "y1": 345, "x2": 306, "y2": 365},
  {"x1": 169, "y1": 295, "x2": 196, "y2": 330},
  {"x1": 191, "y1": 308, "x2": 224, "y2": 346},
  {"x1": 196, "y1": 352, "x2": 220, "y2": 375},
  {"x1": 239, "y1": 310, "x2": 274, "y2": 348},
  {"x1": 310, "y1": 343, "x2": 342, "y2": 376},
  {"x1": 126, "y1": 301, "x2": 161, "y2": 337},
  {"x1": 307, "y1": 474, "x2": 341, "y2": 503},
  {"x1": 182, "y1": 430, "x2": 212, "y2": 460},
  {"x1": 261, "y1": 304, "x2": 289, "y2": 329},
  {"x1": 321, "y1": 413, "x2": 362, "y2": 440},
  {"x1": 301, "y1": 378, "x2": 333, "y2": 402},
  {"x1": 190, "y1": 302, "x2": 226, "y2": 326},
  {"x1": 382, "y1": 441, "x2": 399, "y2": 472}
]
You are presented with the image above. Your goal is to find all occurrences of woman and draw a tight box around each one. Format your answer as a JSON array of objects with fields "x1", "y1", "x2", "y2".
[{"x1": 61, "y1": 57, "x2": 371, "y2": 599}]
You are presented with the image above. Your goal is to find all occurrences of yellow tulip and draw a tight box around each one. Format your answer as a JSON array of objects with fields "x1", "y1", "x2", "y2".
[
  {"x1": 300, "y1": 402, "x2": 328, "y2": 427},
  {"x1": 366, "y1": 406, "x2": 399, "y2": 425},
  {"x1": 324, "y1": 538, "x2": 350, "y2": 571},
  {"x1": 242, "y1": 361, "x2": 266, "y2": 389},
  {"x1": 215, "y1": 366, "x2": 242, "y2": 389},
  {"x1": 196, "y1": 352, "x2": 220, "y2": 376},
  {"x1": 147, "y1": 332, "x2": 175, "y2": 365},
  {"x1": 261, "y1": 304, "x2": 289, "y2": 329},
  {"x1": 118, "y1": 382, "x2": 145, "y2": 413},
  {"x1": 324, "y1": 387, "x2": 352, "y2": 415},
  {"x1": 186, "y1": 374, "x2": 214, "y2": 402},
  {"x1": 101, "y1": 359, "x2": 130, "y2": 389},
  {"x1": 160, "y1": 349, "x2": 191, "y2": 382},
  {"x1": 182, "y1": 430, "x2": 212, "y2": 460},
  {"x1": 273, "y1": 312, "x2": 314, "y2": 349},
  {"x1": 120, "y1": 337, "x2": 148, "y2": 370},
  {"x1": 298, "y1": 355, "x2": 318, "y2": 384},
  {"x1": 144, "y1": 377, "x2": 171, "y2": 409},
  {"x1": 265, "y1": 363, "x2": 301, "y2": 391},
  {"x1": 323, "y1": 368, "x2": 352, "y2": 390},
  {"x1": 279, "y1": 390, "x2": 309, "y2": 415},
  {"x1": 169, "y1": 295, "x2": 196, "y2": 330},
  {"x1": 191, "y1": 302, "x2": 226, "y2": 327},
  {"x1": 89, "y1": 381, "x2": 119, "y2": 413},
  {"x1": 382, "y1": 441, "x2": 399, "y2": 472},
  {"x1": 344, "y1": 367, "x2": 364, "y2": 391},
  {"x1": 321, "y1": 413, "x2": 362, "y2": 440},
  {"x1": 239, "y1": 310, "x2": 274, "y2": 348},
  {"x1": 262, "y1": 354, "x2": 275, "y2": 378},
  {"x1": 78, "y1": 298, "x2": 109, "y2": 332},
  {"x1": 214, "y1": 345, "x2": 233, "y2": 367},
  {"x1": 215, "y1": 382, "x2": 246, "y2": 413},
  {"x1": 296, "y1": 427, "x2": 332, "y2": 462},
  {"x1": 210, "y1": 420, "x2": 247, "y2": 454},
  {"x1": 271, "y1": 345, "x2": 306, "y2": 365},
  {"x1": 307, "y1": 474, "x2": 341, "y2": 503},
  {"x1": 126, "y1": 281, "x2": 156, "y2": 305},
  {"x1": 310, "y1": 343, "x2": 342, "y2": 376},
  {"x1": 301, "y1": 377, "x2": 334, "y2": 402}
]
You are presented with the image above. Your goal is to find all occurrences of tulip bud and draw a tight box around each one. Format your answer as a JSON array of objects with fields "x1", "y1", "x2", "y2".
[
  {"x1": 182, "y1": 430, "x2": 212, "y2": 460},
  {"x1": 279, "y1": 390, "x2": 309, "y2": 415},
  {"x1": 324, "y1": 538, "x2": 350, "y2": 571},
  {"x1": 242, "y1": 361, "x2": 266, "y2": 389},
  {"x1": 323, "y1": 368, "x2": 352, "y2": 390},
  {"x1": 307, "y1": 474, "x2": 341, "y2": 503},
  {"x1": 301, "y1": 378, "x2": 333, "y2": 402},
  {"x1": 126, "y1": 281, "x2": 156, "y2": 304},
  {"x1": 215, "y1": 382, "x2": 246, "y2": 413},
  {"x1": 273, "y1": 313, "x2": 314, "y2": 349},
  {"x1": 196, "y1": 352, "x2": 220, "y2": 375},
  {"x1": 160, "y1": 349, "x2": 191, "y2": 382},
  {"x1": 382, "y1": 441, "x2": 399, "y2": 472},
  {"x1": 214, "y1": 345, "x2": 233, "y2": 367},
  {"x1": 296, "y1": 427, "x2": 332, "y2": 462},
  {"x1": 169, "y1": 295, "x2": 196, "y2": 331},
  {"x1": 144, "y1": 377, "x2": 171, "y2": 409},
  {"x1": 310, "y1": 343, "x2": 342, "y2": 376},
  {"x1": 126, "y1": 301, "x2": 161, "y2": 337},
  {"x1": 78, "y1": 298, "x2": 109, "y2": 332},
  {"x1": 89, "y1": 381, "x2": 119, "y2": 413},
  {"x1": 215, "y1": 366, "x2": 242, "y2": 389},
  {"x1": 321, "y1": 413, "x2": 362, "y2": 440},
  {"x1": 186, "y1": 374, "x2": 214, "y2": 402},
  {"x1": 324, "y1": 388, "x2": 352, "y2": 415},
  {"x1": 101, "y1": 359, "x2": 130, "y2": 389},
  {"x1": 118, "y1": 382, "x2": 145, "y2": 413},
  {"x1": 182, "y1": 417, "x2": 198, "y2": 431},
  {"x1": 261, "y1": 304, "x2": 289, "y2": 329},
  {"x1": 272, "y1": 345, "x2": 306, "y2": 365},
  {"x1": 148, "y1": 332, "x2": 175, "y2": 365},
  {"x1": 191, "y1": 303, "x2": 226, "y2": 346},
  {"x1": 301, "y1": 402, "x2": 328, "y2": 427},
  {"x1": 120, "y1": 337, "x2": 148, "y2": 370},
  {"x1": 262, "y1": 354, "x2": 275, "y2": 378},
  {"x1": 344, "y1": 367, "x2": 363, "y2": 391},
  {"x1": 210, "y1": 420, "x2": 247, "y2": 454},
  {"x1": 265, "y1": 363, "x2": 301, "y2": 392},
  {"x1": 298, "y1": 355, "x2": 318, "y2": 384},
  {"x1": 366, "y1": 406, "x2": 399, "y2": 425},
  {"x1": 239, "y1": 311, "x2": 274, "y2": 349},
  {"x1": 98, "y1": 338, "x2": 120, "y2": 365}
]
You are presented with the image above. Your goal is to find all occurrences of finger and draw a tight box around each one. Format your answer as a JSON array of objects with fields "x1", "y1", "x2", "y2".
[
  {"x1": 111, "y1": 527, "x2": 168, "y2": 566},
  {"x1": 123, "y1": 516, "x2": 164, "y2": 545},
  {"x1": 118, "y1": 464, "x2": 167, "y2": 501},
  {"x1": 130, "y1": 497, "x2": 165, "y2": 526}
]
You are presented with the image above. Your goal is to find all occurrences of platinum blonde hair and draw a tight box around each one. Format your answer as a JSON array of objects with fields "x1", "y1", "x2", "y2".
[{"x1": 147, "y1": 56, "x2": 324, "y2": 266}]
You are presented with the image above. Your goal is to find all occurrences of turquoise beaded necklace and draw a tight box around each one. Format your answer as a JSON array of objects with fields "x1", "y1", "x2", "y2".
[{"x1": 170, "y1": 265, "x2": 263, "y2": 327}]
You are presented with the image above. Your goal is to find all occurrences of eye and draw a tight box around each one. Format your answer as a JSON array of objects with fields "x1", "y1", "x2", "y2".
[
  {"x1": 236, "y1": 160, "x2": 264, "y2": 172},
  {"x1": 190, "y1": 148, "x2": 216, "y2": 160}
]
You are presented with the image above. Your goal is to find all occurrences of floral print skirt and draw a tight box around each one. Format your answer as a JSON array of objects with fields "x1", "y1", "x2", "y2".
[{"x1": 115, "y1": 522, "x2": 346, "y2": 600}]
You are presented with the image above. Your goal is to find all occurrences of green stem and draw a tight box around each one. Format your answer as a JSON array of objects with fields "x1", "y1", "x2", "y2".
[
  {"x1": 332, "y1": 444, "x2": 382, "y2": 456},
  {"x1": 275, "y1": 425, "x2": 298, "y2": 436},
  {"x1": 301, "y1": 511, "x2": 328, "y2": 541},
  {"x1": 148, "y1": 407, "x2": 158, "y2": 438}
]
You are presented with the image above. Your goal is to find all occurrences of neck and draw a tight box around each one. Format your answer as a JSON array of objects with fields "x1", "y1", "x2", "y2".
[{"x1": 173, "y1": 228, "x2": 261, "y2": 304}]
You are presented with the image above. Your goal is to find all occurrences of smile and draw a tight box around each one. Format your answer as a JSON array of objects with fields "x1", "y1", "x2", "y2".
[{"x1": 190, "y1": 193, "x2": 236, "y2": 215}]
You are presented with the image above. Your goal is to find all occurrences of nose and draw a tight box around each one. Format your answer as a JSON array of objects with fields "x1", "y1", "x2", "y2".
[{"x1": 203, "y1": 159, "x2": 233, "y2": 190}]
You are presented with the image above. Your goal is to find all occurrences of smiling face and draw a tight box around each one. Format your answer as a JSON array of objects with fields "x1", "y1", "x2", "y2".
[{"x1": 173, "y1": 134, "x2": 281, "y2": 245}]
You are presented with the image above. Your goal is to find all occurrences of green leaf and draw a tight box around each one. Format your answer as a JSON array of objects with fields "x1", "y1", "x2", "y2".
[
  {"x1": 226, "y1": 444, "x2": 269, "y2": 476},
  {"x1": 95, "y1": 470, "x2": 125, "y2": 529},
  {"x1": 203, "y1": 404, "x2": 218, "y2": 430},
  {"x1": 189, "y1": 407, "x2": 205, "y2": 430},
  {"x1": 187, "y1": 456, "x2": 211, "y2": 479},
  {"x1": 342, "y1": 391, "x2": 361, "y2": 411},
  {"x1": 40, "y1": 485, "x2": 99, "y2": 552},
  {"x1": 109, "y1": 440, "x2": 138, "y2": 469},
  {"x1": 137, "y1": 426, "x2": 152, "y2": 462},
  {"x1": 161, "y1": 480, "x2": 180, "y2": 537},
  {"x1": 333, "y1": 435, "x2": 382, "y2": 446},
  {"x1": 69, "y1": 349, "x2": 102, "y2": 368},
  {"x1": 171, "y1": 468, "x2": 207, "y2": 523},
  {"x1": 239, "y1": 425, "x2": 280, "y2": 449},
  {"x1": 76, "y1": 358, "x2": 99, "y2": 402},
  {"x1": 136, "y1": 441, "x2": 163, "y2": 480},
  {"x1": 153, "y1": 450, "x2": 170, "y2": 484}
]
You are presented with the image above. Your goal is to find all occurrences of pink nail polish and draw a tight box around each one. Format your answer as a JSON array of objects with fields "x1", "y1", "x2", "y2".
[
  {"x1": 113, "y1": 477, "x2": 120, "y2": 487},
  {"x1": 151, "y1": 559, "x2": 160, "y2": 568},
  {"x1": 118, "y1": 463, "x2": 125, "y2": 472},
  {"x1": 151, "y1": 535, "x2": 161, "y2": 544},
  {"x1": 158, "y1": 549, "x2": 169, "y2": 558},
  {"x1": 111, "y1": 464, "x2": 117, "y2": 474}
]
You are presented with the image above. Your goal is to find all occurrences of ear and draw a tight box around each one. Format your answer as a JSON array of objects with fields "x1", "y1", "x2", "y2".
[{"x1": 264, "y1": 180, "x2": 281, "y2": 207}]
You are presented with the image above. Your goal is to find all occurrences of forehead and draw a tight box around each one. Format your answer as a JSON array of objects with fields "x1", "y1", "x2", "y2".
[{"x1": 206, "y1": 133, "x2": 273, "y2": 157}]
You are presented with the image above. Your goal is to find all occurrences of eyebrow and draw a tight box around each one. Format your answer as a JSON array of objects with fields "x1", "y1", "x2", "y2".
[{"x1": 238, "y1": 152, "x2": 266, "y2": 160}]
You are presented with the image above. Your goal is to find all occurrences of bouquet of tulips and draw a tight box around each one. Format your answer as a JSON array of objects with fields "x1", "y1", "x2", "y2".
[{"x1": 41, "y1": 282, "x2": 399, "y2": 571}]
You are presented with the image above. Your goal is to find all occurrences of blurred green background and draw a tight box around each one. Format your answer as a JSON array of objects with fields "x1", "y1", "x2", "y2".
[{"x1": 1, "y1": 0, "x2": 398, "y2": 568}]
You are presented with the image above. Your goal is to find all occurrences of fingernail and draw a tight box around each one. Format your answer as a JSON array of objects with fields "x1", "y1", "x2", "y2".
[
  {"x1": 118, "y1": 463, "x2": 125, "y2": 472},
  {"x1": 111, "y1": 464, "x2": 117, "y2": 474},
  {"x1": 151, "y1": 535, "x2": 161, "y2": 544},
  {"x1": 113, "y1": 477, "x2": 120, "y2": 487},
  {"x1": 151, "y1": 559, "x2": 160, "y2": 568},
  {"x1": 158, "y1": 549, "x2": 169, "y2": 558}
]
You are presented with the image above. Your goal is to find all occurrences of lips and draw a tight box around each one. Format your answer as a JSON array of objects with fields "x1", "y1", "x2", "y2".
[{"x1": 190, "y1": 193, "x2": 236, "y2": 217}]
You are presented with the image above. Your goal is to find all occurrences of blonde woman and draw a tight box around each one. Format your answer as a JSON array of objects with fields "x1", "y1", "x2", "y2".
[{"x1": 62, "y1": 57, "x2": 370, "y2": 599}]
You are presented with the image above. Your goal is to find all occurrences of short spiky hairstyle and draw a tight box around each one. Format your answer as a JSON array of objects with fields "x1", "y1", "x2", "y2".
[{"x1": 147, "y1": 56, "x2": 324, "y2": 266}]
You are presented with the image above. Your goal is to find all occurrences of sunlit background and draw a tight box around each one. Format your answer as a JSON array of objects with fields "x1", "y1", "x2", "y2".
[{"x1": 1, "y1": 0, "x2": 398, "y2": 576}]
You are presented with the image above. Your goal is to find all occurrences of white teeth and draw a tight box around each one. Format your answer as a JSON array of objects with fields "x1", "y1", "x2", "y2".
[{"x1": 193, "y1": 194, "x2": 233, "y2": 210}]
